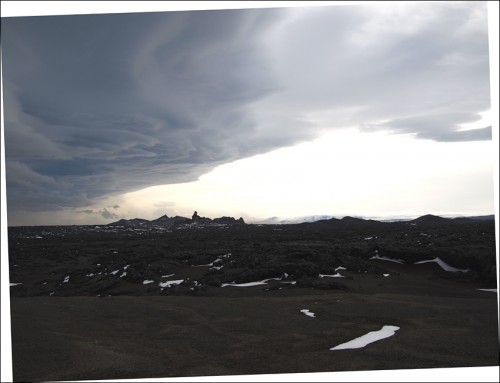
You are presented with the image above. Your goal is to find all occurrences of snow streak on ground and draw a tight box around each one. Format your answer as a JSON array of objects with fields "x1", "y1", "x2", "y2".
[
  {"x1": 300, "y1": 309, "x2": 315, "y2": 318},
  {"x1": 318, "y1": 273, "x2": 344, "y2": 278},
  {"x1": 10, "y1": 283, "x2": 22, "y2": 286},
  {"x1": 142, "y1": 280, "x2": 155, "y2": 285},
  {"x1": 192, "y1": 258, "x2": 222, "y2": 267},
  {"x1": 369, "y1": 255, "x2": 404, "y2": 264},
  {"x1": 330, "y1": 325, "x2": 400, "y2": 350},
  {"x1": 477, "y1": 289, "x2": 497, "y2": 293},
  {"x1": 158, "y1": 279, "x2": 184, "y2": 288},
  {"x1": 221, "y1": 277, "x2": 282, "y2": 287},
  {"x1": 414, "y1": 257, "x2": 469, "y2": 272}
]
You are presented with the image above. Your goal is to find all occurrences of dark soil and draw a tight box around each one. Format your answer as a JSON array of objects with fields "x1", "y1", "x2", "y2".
[{"x1": 7, "y1": 218, "x2": 499, "y2": 382}]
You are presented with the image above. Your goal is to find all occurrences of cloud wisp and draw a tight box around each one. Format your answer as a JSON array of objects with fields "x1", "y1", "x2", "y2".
[{"x1": 2, "y1": 3, "x2": 492, "y2": 220}]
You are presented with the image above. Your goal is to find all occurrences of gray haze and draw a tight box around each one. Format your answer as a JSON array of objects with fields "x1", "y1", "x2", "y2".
[{"x1": 1, "y1": 3, "x2": 492, "y2": 221}]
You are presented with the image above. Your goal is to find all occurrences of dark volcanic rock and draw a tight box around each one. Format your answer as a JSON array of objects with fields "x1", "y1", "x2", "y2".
[
  {"x1": 296, "y1": 276, "x2": 351, "y2": 290},
  {"x1": 108, "y1": 211, "x2": 246, "y2": 229},
  {"x1": 213, "y1": 216, "x2": 245, "y2": 225},
  {"x1": 411, "y1": 214, "x2": 449, "y2": 225},
  {"x1": 192, "y1": 211, "x2": 211, "y2": 224},
  {"x1": 108, "y1": 218, "x2": 150, "y2": 226},
  {"x1": 7, "y1": 213, "x2": 497, "y2": 297}
]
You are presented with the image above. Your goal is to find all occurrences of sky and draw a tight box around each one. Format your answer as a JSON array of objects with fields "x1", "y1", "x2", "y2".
[{"x1": 1, "y1": 1, "x2": 498, "y2": 225}]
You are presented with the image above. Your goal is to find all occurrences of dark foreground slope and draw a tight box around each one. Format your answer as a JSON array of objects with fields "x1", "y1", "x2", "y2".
[{"x1": 7, "y1": 216, "x2": 499, "y2": 381}]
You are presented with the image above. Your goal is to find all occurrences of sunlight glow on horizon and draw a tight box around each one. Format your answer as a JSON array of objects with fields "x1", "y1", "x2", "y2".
[{"x1": 115, "y1": 127, "x2": 495, "y2": 222}]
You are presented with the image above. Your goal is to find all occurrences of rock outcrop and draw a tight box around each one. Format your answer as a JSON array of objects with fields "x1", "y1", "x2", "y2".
[{"x1": 108, "y1": 211, "x2": 246, "y2": 228}]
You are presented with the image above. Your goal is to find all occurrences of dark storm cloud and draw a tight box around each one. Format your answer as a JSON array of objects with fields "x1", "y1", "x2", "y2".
[
  {"x1": 362, "y1": 112, "x2": 492, "y2": 141},
  {"x1": 2, "y1": 3, "x2": 492, "y2": 216},
  {"x1": 3, "y1": 8, "x2": 287, "y2": 212},
  {"x1": 77, "y1": 210, "x2": 94, "y2": 215},
  {"x1": 75, "y1": 207, "x2": 118, "y2": 219},
  {"x1": 100, "y1": 208, "x2": 118, "y2": 220}
]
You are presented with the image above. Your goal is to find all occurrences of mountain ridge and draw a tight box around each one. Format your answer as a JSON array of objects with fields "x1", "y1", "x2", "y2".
[
  {"x1": 254, "y1": 214, "x2": 495, "y2": 225},
  {"x1": 108, "y1": 211, "x2": 246, "y2": 229},
  {"x1": 109, "y1": 212, "x2": 495, "y2": 228}
]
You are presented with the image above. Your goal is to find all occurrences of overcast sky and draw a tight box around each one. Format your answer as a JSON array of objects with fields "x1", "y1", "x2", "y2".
[{"x1": 1, "y1": 1, "x2": 497, "y2": 225}]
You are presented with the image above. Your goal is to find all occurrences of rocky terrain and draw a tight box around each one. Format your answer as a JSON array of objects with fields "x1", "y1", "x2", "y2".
[
  {"x1": 7, "y1": 213, "x2": 499, "y2": 381},
  {"x1": 107, "y1": 210, "x2": 245, "y2": 230}
]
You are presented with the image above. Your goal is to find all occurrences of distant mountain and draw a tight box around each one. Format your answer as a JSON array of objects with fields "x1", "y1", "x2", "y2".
[
  {"x1": 149, "y1": 214, "x2": 191, "y2": 228},
  {"x1": 410, "y1": 214, "x2": 449, "y2": 225},
  {"x1": 410, "y1": 214, "x2": 495, "y2": 225},
  {"x1": 256, "y1": 215, "x2": 338, "y2": 224},
  {"x1": 257, "y1": 213, "x2": 495, "y2": 226},
  {"x1": 213, "y1": 216, "x2": 245, "y2": 225},
  {"x1": 341, "y1": 216, "x2": 370, "y2": 223},
  {"x1": 108, "y1": 211, "x2": 245, "y2": 228},
  {"x1": 111, "y1": 212, "x2": 493, "y2": 228},
  {"x1": 461, "y1": 214, "x2": 495, "y2": 221},
  {"x1": 108, "y1": 218, "x2": 150, "y2": 227}
]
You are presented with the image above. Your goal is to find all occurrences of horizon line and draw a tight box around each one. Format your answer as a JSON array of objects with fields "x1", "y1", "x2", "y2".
[{"x1": 6, "y1": 212, "x2": 496, "y2": 228}]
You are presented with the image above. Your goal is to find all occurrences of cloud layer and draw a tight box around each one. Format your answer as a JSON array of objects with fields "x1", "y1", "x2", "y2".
[{"x1": 2, "y1": 3, "x2": 492, "y2": 216}]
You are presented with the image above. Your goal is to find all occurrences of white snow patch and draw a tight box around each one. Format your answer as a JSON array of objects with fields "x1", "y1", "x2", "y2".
[
  {"x1": 335, "y1": 266, "x2": 346, "y2": 271},
  {"x1": 158, "y1": 279, "x2": 184, "y2": 288},
  {"x1": 383, "y1": 274, "x2": 390, "y2": 277},
  {"x1": 124, "y1": 265, "x2": 130, "y2": 270},
  {"x1": 364, "y1": 237, "x2": 373, "y2": 240},
  {"x1": 477, "y1": 289, "x2": 497, "y2": 293},
  {"x1": 193, "y1": 258, "x2": 223, "y2": 267},
  {"x1": 86, "y1": 273, "x2": 95, "y2": 277},
  {"x1": 210, "y1": 266, "x2": 223, "y2": 271},
  {"x1": 221, "y1": 277, "x2": 282, "y2": 288},
  {"x1": 300, "y1": 309, "x2": 315, "y2": 318},
  {"x1": 110, "y1": 269, "x2": 120, "y2": 275},
  {"x1": 142, "y1": 280, "x2": 155, "y2": 285},
  {"x1": 63, "y1": 276, "x2": 70, "y2": 283},
  {"x1": 120, "y1": 272, "x2": 127, "y2": 278},
  {"x1": 330, "y1": 325, "x2": 400, "y2": 350},
  {"x1": 370, "y1": 255, "x2": 404, "y2": 264},
  {"x1": 319, "y1": 273, "x2": 344, "y2": 278},
  {"x1": 221, "y1": 281, "x2": 267, "y2": 287},
  {"x1": 161, "y1": 273, "x2": 175, "y2": 278},
  {"x1": 414, "y1": 257, "x2": 469, "y2": 273},
  {"x1": 10, "y1": 283, "x2": 22, "y2": 287}
]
